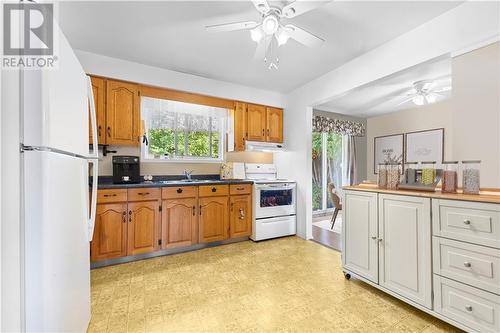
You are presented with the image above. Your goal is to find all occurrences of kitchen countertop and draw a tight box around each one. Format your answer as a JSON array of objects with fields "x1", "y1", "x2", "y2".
[
  {"x1": 93, "y1": 175, "x2": 253, "y2": 189},
  {"x1": 343, "y1": 184, "x2": 500, "y2": 204}
]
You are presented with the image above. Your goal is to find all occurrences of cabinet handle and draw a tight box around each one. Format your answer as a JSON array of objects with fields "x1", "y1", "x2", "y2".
[
  {"x1": 122, "y1": 211, "x2": 126, "y2": 223},
  {"x1": 107, "y1": 126, "x2": 111, "y2": 137},
  {"x1": 98, "y1": 125, "x2": 102, "y2": 137},
  {"x1": 138, "y1": 192, "x2": 150, "y2": 196},
  {"x1": 377, "y1": 239, "x2": 383, "y2": 243},
  {"x1": 199, "y1": 205, "x2": 202, "y2": 215},
  {"x1": 371, "y1": 236, "x2": 377, "y2": 240},
  {"x1": 103, "y1": 194, "x2": 117, "y2": 197},
  {"x1": 262, "y1": 129, "x2": 264, "y2": 136},
  {"x1": 463, "y1": 219, "x2": 471, "y2": 225},
  {"x1": 463, "y1": 262, "x2": 472, "y2": 268},
  {"x1": 192, "y1": 206, "x2": 195, "y2": 216},
  {"x1": 267, "y1": 129, "x2": 270, "y2": 136},
  {"x1": 465, "y1": 305, "x2": 473, "y2": 312},
  {"x1": 236, "y1": 187, "x2": 244, "y2": 191},
  {"x1": 177, "y1": 188, "x2": 183, "y2": 194},
  {"x1": 211, "y1": 187, "x2": 217, "y2": 192},
  {"x1": 128, "y1": 210, "x2": 132, "y2": 223},
  {"x1": 230, "y1": 202, "x2": 234, "y2": 212},
  {"x1": 239, "y1": 208, "x2": 245, "y2": 220}
]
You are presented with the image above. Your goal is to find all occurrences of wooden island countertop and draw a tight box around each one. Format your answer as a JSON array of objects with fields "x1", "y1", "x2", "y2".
[{"x1": 343, "y1": 184, "x2": 500, "y2": 205}]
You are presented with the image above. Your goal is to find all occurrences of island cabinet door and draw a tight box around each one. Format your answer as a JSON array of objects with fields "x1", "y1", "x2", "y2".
[
  {"x1": 199, "y1": 196, "x2": 229, "y2": 243},
  {"x1": 127, "y1": 200, "x2": 160, "y2": 256},
  {"x1": 378, "y1": 194, "x2": 432, "y2": 309},
  {"x1": 91, "y1": 203, "x2": 127, "y2": 262},
  {"x1": 342, "y1": 190, "x2": 379, "y2": 283},
  {"x1": 161, "y1": 198, "x2": 198, "y2": 249},
  {"x1": 229, "y1": 195, "x2": 252, "y2": 238}
]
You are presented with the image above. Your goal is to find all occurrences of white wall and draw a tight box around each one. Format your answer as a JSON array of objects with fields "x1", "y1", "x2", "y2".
[{"x1": 276, "y1": 1, "x2": 500, "y2": 239}]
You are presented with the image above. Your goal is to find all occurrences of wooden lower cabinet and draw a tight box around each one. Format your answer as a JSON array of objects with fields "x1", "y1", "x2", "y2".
[
  {"x1": 127, "y1": 200, "x2": 160, "y2": 255},
  {"x1": 91, "y1": 203, "x2": 127, "y2": 261},
  {"x1": 161, "y1": 198, "x2": 198, "y2": 249},
  {"x1": 229, "y1": 195, "x2": 252, "y2": 238},
  {"x1": 199, "y1": 196, "x2": 229, "y2": 243}
]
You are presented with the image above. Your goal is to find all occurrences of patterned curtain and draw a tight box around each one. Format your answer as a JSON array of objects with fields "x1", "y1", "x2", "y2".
[{"x1": 312, "y1": 115, "x2": 365, "y2": 137}]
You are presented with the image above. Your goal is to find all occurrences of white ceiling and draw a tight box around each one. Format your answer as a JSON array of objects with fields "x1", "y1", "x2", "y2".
[
  {"x1": 316, "y1": 56, "x2": 452, "y2": 117},
  {"x1": 59, "y1": 1, "x2": 462, "y2": 92}
]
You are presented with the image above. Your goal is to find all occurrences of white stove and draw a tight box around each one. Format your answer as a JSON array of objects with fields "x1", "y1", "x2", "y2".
[{"x1": 245, "y1": 164, "x2": 297, "y2": 241}]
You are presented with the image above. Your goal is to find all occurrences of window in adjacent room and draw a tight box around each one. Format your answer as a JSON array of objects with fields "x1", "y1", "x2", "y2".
[{"x1": 141, "y1": 96, "x2": 228, "y2": 162}]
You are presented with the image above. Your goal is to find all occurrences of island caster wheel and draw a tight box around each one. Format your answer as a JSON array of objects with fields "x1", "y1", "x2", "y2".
[{"x1": 344, "y1": 272, "x2": 351, "y2": 280}]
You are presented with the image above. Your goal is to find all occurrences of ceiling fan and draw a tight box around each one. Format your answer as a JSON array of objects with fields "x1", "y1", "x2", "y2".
[
  {"x1": 397, "y1": 80, "x2": 451, "y2": 106},
  {"x1": 206, "y1": 0, "x2": 330, "y2": 69}
]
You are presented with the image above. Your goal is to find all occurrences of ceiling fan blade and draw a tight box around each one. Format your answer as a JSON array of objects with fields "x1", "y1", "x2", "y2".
[
  {"x1": 433, "y1": 86, "x2": 451, "y2": 93},
  {"x1": 285, "y1": 24, "x2": 324, "y2": 47},
  {"x1": 281, "y1": 0, "x2": 331, "y2": 18},
  {"x1": 254, "y1": 36, "x2": 271, "y2": 59},
  {"x1": 396, "y1": 96, "x2": 415, "y2": 106},
  {"x1": 251, "y1": 0, "x2": 270, "y2": 15},
  {"x1": 206, "y1": 21, "x2": 258, "y2": 33}
]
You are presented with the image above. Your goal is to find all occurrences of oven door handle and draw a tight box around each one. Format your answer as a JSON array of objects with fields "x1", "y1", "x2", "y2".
[{"x1": 256, "y1": 184, "x2": 296, "y2": 190}]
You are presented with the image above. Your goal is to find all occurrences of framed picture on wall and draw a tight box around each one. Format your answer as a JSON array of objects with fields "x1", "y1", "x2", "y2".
[
  {"x1": 374, "y1": 134, "x2": 404, "y2": 174},
  {"x1": 405, "y1": 128, "x2": 444, "y2": 166}
]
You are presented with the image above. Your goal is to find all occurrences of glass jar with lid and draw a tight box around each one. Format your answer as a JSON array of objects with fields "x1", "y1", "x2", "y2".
[
  {"x1": 441, "y1": 161, "x2": 458, "y2": 193},
  {"x1": 404, "y1": 162, "x2": 418, "y2": 184},
  {"x1": 462, "y1": 160, "x2": 481, "y2": 194},
  {"x1": 421, "y1": 161, "x2": 437, "y2": 185},
  {"x1": 386, "y1": 163, "x2": 401, "y2": 190},
  {"x1": 377, "y1": 163, "x2": 387, "y2": 189}
]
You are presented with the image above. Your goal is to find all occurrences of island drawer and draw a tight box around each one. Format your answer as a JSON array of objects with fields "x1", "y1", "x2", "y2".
[
  {"x1": 432, "y1": 199, "x2": 500, "y2": 249},
  {"x1": 433, "y1": 237, "x2": 500, "y2": 295},
  {"x1": 162, "y1": 186, "x2": 198, "y2": 199},
  {"x1": 97, "y1": 189, "x2": 127, "y2": 203},
  {"x1": 230, "y1": 184, "x2": 252, "y2": 195},
  {"x1": 128, "y1": 188, "x2": 161, "y2": 201},
  {"x1": 199, "y1": 185, "x2": 229, "y2": 197}
]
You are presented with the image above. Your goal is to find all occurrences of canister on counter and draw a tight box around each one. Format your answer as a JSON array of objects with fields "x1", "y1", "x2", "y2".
[
  {"x1": 441, "y1": 161, "x2": 458, "y2": 193},
  {"x1": 462, "y1": 160, "x2": 481, "y2": 194},
  {"x1": 421, "y1": 161, "x2": 437, "y2": 185},
  {"x1": 404, "y1": 162, "x2": 418, "y2": 184},
  {"x1": 377, "y1": 163, "x2": 388, "y2": 189},
  {"x1": 386, "y1": 163, "x2": 401, "y2": 190}
]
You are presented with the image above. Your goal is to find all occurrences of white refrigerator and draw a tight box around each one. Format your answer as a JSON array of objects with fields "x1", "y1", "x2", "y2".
[{"x1": 21, "y1": 23, "x2": 98, "y2": 332}]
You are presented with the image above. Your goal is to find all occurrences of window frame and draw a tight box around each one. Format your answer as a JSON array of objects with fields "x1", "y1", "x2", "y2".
[{"x1": 141, "y1": 97, "x2": 227, "y2": 163}]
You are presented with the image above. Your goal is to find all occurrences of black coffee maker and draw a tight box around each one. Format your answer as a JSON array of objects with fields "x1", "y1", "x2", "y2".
[{"x1": 112, "y1": 156, "x2": 140, "y2": 184}]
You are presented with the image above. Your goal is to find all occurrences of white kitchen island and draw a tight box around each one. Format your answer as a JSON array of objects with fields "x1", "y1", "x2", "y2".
[{"x1": 342, "y1": 185, "x2": 500, "y2": 333}]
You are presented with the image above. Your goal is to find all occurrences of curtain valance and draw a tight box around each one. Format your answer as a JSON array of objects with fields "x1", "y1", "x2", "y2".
[{"x1": 312, "y1": 115, "x2": 365, "y2": 137}]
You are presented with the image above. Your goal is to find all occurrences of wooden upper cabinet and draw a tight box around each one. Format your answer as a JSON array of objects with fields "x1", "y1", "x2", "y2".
[
  {"x1": 233, "y1": 102, "x2": 247, "y2": 151},
  {"x1": 91, "y1": 203, "x2": 127, "y2": 262},
  {"x1": 127, "y1": 200, "x2": 160, "y2": 255},
  {"x1": 266, "y1": 107, "x2": 283, "y2": 143},
  {"x1": 162, "y1": 198, "x2": 198, "y2": 249},
  {"x1": 106, "y1": 79, "x2": 140, "y2": 146},
  {"x1": 229, "y1": 195, "x2": 252, "y2": 239},
  {"x1": 246, "y1": 104, "x2": 266, "y2": 142},
  {"x1": 88, "y1": 76, "x2": 106, "y2": 145},
  {"x1": 199, "y1": 196, "x2": 229, "y2": 243}
]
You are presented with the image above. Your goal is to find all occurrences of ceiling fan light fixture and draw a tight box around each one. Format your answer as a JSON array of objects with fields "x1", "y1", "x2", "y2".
[
  {"x1": 262, "y1": 15, "x2": 279, "y2": 35},
  {"x1": 413, "y1": 95, "x2": 425, "y2": 106},
  {"x1": 425, "y1": 94, "x2": 436, "y2": 104},
  {"x1": 250, "y1": 26, "x2": 263, "y2": 43},
  {"x1": 276, "y1": 28, "x2": 289, "y2": 46}
]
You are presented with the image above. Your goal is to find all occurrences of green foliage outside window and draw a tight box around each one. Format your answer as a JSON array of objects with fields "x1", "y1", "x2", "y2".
[{"x1": 148, "y1": 128, "x2": 220, "y2": 159}]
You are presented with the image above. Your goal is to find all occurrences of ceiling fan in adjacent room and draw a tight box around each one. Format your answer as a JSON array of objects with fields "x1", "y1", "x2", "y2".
[
  {"x1": 206, "y1": 0, "x2": 330, "y2": 69},
  {"x1": 397, "y1": 79, "x2": 452, "y2": 106}
]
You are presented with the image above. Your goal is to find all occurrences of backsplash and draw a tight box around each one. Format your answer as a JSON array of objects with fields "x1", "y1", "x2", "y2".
[{"x1": 96, "y1": 146, "x2": 273, "y2": 176}]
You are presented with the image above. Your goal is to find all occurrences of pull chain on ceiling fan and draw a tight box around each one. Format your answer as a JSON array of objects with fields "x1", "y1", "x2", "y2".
[{"x1": 206, "y1": 0, "x2": 330, "y2": 69}]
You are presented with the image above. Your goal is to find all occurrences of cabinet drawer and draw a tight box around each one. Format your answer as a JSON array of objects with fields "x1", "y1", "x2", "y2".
[
  {"x1": 97, "y1": 189, "x2": 127, "y2": 203},
  {"x1": 162, "y1": 186, "x2": 198, "y2": 199},
  {"x1": 230, "y1": 184, "x2": 252, "y2": 195},
  {"x1": 432, "y1": 199, "x2": 500, "y2": 248},
  {"x1": 199, "y1": 185, "x2": 229, "y2": 197},
  {"x1": 128, "y1": 188, "x2": 161, "y2": 201},
  {"x1": 434, "y1": 275, "x2": 500, "y2": 333},
  {"x1": 433, "y1": 237, "x2": 500, "y2": 295}
]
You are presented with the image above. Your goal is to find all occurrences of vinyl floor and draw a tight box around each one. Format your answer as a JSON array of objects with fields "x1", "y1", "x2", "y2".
[{"x1": 88, "y1": 236, "x2": 462, "y2": 333}]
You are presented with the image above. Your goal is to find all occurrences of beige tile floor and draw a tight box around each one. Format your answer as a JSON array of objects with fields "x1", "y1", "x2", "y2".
[{"x1": 89, "y1": 237, "x2": 462, "y2": 333}]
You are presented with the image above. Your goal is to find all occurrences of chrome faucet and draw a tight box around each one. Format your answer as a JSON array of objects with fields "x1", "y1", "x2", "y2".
[{"x1": 183, "y1": 169, "x2": 193, "y2": 181}]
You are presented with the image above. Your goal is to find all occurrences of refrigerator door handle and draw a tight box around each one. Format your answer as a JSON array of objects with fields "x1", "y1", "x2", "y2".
[
  {"x1": 87, "y1": 75, "x2": 99, "y2": 158},
  {"x1": 87, "y1": 158, "x2": 98, "y2": 241}
]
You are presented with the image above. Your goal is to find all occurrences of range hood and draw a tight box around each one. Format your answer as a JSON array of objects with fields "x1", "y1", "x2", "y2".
[{"x1": 245, "y1": 141, "x2": 285, "y2": 152}]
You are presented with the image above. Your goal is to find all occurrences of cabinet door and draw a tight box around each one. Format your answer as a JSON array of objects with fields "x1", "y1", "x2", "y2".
[
  {"x1": 127, "y1": 200, "x2": 160, "y2": 255},
  {"x1": 342, "y1": 191, "x2": 378, "y2": 283},
  {"x1": 106, "y1": 79, "x2": 139, "y2": 145},
  {"x1": 246, "y1": 104, "x2": 266, "y2": 142},
  {"x1": 88, "y1": 76, "x2": 106, "y2": 145},
  {"x1": 162, "y1": 198, "x2": 198, "y2": 249},
  {"x1": 266, "y1": 107, "x2": 283, "y2": 143},
  {"x1": 233, "y1": 102, "x2": 247, "y2": 151},
  {"x1": 229, "y1": 195, "x2": 252, "y2": 238},
  {"x1": 199, "y1": 196, "x2": 229, "y2": 243},
  {"x1": 379, "y1": 194, "x2": 432, "y2": 309},
  {"x1": 91, "y1": 203, "x2": 127, "y2": 262}
]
